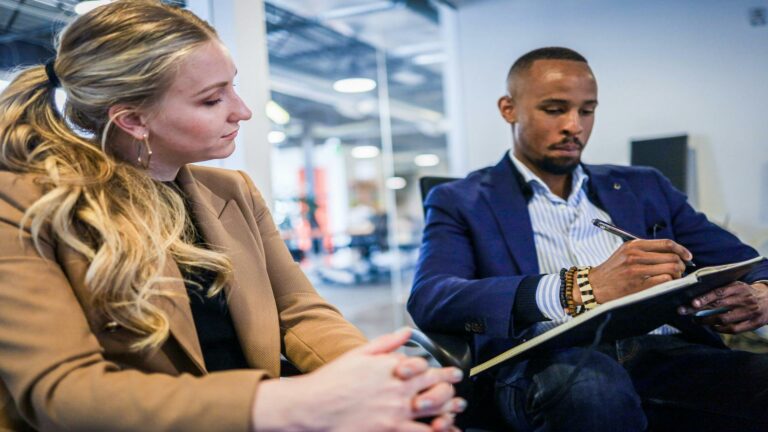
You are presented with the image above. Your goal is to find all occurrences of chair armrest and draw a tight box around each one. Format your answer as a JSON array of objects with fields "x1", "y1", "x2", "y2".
[{"x1": 407, "y1": 328, "x2": 472, "y2": 370}]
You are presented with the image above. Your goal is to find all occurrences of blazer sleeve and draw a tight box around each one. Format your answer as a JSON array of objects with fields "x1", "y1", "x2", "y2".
[
  {"x1": 408, "y1": 185, "x2": 541, "y2": 340},
  {"x1": 237, "y1": 171, "x2": 367, "y2": 372},
  {"x1": 0, "y1": 187, "x2": 265, "y2": 431},
  {"x1": 651, "y1": 170, "x2": 768, "y2": 282}
]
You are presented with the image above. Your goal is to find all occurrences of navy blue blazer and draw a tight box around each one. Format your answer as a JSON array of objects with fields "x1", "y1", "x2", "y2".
[{"x1": 408, "y1": 153, "x2": 768, "y2": 364}]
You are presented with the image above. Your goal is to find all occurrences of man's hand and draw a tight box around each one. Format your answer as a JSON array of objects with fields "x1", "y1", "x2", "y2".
[
  {"x1": 678, "y1": 282, "x2": 768, "y2": 334},
  {"x1": 588, "y1": 239, "x2": 691, "y2": 303}
]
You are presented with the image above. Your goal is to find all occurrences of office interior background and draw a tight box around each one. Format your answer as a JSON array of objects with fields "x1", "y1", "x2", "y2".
[{"x1": 1, "y1": 0, "x2": 766, "y2": 341}]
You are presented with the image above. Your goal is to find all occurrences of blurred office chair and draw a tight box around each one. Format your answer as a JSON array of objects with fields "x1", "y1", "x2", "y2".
[{"x1": 408, "y1": 176, "x2": 506, "y2": 431}]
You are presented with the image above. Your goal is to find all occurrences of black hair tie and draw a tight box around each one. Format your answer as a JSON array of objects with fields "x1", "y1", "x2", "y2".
[{"x1": 44, "y1": 59, "x2": 61, "y2": 88}]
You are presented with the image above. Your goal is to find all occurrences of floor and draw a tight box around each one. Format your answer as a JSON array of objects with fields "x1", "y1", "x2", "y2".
[{"x1": 315, "y1": 281, "x2": 404, "y2": 339}]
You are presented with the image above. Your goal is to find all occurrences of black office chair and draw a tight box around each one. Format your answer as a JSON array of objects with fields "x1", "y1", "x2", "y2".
[{"x1": 405, "y1": 176, "x2": 507, "y2": 431}]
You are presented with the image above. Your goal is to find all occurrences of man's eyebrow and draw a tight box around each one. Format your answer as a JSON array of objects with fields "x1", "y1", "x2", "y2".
[
  {"x1": 538, "y1": 98, "x2": 598, "y2": 105},
  {"x1": 539, "y1": 98, "x2": 569, "y2": 104}
]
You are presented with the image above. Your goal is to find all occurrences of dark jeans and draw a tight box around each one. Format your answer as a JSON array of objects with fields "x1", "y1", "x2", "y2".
[{"x1": 494, "y1": 335, "x2": 768, "y2": 432}]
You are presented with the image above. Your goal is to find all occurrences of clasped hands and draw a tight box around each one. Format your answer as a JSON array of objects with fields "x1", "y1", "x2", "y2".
[
  {"x1": 580, "y1": 239, "x2": 768, "y2": 334},
  {"x1": 253, "y1": 328, "x2": 465, "y2": 432}
]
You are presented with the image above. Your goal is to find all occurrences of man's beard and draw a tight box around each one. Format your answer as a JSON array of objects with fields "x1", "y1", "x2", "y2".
[
  {"x1": 537, "y1": 156, "x2": 580, "y2": 175},
  {"x1": 535, "y1": 137, "x2": 584, "y2": 174}
]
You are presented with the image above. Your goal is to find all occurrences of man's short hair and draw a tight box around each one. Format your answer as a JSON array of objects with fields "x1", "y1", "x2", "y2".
[{"x1": 506, "y1": 47, "x2": 589, "y2": 93}]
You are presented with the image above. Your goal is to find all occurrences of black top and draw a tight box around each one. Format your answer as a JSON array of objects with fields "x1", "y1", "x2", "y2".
[{"x1": 166, "y1": 182, "x2": 249, "y2": 372}]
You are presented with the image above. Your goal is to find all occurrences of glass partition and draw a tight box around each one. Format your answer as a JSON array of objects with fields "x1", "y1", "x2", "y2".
[{"x1": 264, "y1": 0, "x2": 451, "y2": 336}]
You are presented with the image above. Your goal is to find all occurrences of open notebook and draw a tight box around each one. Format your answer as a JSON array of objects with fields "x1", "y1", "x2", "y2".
[{"x1": 470, "y1": 256, "x2": 766, "y2": 377}]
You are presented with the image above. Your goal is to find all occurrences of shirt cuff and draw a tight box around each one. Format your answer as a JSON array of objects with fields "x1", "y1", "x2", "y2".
[{"x1": 535, "y1": 273, "x2": 569, "y2": 321}]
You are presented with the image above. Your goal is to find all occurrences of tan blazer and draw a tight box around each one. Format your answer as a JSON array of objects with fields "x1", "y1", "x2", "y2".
[{"x1": 0, "y1": 165, "x2": 367, "y2": 431}]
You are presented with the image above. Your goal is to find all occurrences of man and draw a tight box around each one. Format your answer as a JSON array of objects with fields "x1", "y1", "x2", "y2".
[{"x1": 408, "y1": 47, "x2": 768, "y2": 431}]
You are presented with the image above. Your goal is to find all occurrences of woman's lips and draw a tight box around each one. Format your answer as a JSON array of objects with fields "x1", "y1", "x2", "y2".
[{"x1": 222, "y1": 129, "x2": 239, "y2": 140}]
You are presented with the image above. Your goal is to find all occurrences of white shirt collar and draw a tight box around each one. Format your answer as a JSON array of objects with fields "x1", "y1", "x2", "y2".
[{"x1": 508, "y1": 151, "x2": 589, "y2": 203}]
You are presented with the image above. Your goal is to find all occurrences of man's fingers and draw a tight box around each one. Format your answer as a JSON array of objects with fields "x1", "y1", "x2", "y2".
[
  {"x1": 640, "y1": 261, "x2": 686, "y2": 278},
  {"x1": 692, "y1": 282, "x2": 748, "y2": 308},
  {"x1": 698, "y1": 308, "x2": 748, "y2": 326},
  {"x1": 628, "y1": 239, "x2": 692, "y2": 261},
  {"x1": 713, "y1": 319, "x2": 761, "y2": 334},
  {"x1": 727, "y1": 319, "x2": 763, "y2": 334},
  {"x1": 624, "y1": 250, "x2": 686, "y2": 266},
  {"x1": 642, "y1": 273, "x2": 673, "y2": 289}
]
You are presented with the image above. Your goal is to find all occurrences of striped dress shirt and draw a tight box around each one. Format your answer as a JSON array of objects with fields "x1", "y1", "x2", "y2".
[{"x1": 509, "y1": 154, "x2": 677, "y2": 337}]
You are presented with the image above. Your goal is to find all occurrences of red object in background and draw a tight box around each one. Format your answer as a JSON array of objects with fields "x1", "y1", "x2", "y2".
[{"x1": 298, "y1": 168, "x2": 332, "y2": 254}]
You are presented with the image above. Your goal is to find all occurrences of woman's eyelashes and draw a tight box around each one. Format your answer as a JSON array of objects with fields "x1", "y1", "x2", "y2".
[{"x1": 203, "y1": 98, "x2": 223, "y2": 106}]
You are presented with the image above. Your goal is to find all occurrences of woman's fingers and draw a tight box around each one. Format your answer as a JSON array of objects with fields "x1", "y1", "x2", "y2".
[
  {"x1": 429, "y1": 413, "x2": 458, "y2": 432},
  {"x1": 406, "y1": 366, "x2": 463, "y2": 393},
  {"x1": 354, "y1": 327, "x2": 412, "y2": 355},
  {"x1": 412, "y1": 382, "x2": 454, "y2": 415},
  {"x1": 396, "y1": 422, "x2": 433, "y2": 432},
  {"x1": 394, "y1": 356, "x2": 429, "y2": 380}
]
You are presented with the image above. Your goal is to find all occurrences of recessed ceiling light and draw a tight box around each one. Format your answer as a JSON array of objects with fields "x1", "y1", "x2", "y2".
[
  {"x1": 385, "y1": 177, "x2": 407, "y2": 190},
  {"x1": 351, "y1": 145, "x2": 380, "y2": 158},
  {"x1": 413, "y1": 52, "x2": 446, "y2": 66},
  {"x1": 333, "y1": 77, "x2": 377, "y2": 93},
  {"x1": 414, "y1": 153, "x2": 440, "y2": 167}
]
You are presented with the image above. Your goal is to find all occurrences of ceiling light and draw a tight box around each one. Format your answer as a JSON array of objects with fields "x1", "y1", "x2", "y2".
[
  {"x1": 75, "y1": 0, "x2": 113, "y2": 15},
  {"x1": 391, "y1": 70, "x2": 425, "y2": 86},
  {"x1": 333, "y1": 78, "x2": 377, "y2": 93},
  {"x1": 265, "y1": 100, "x2": 290, "y2": 125},
  {"x1": 268, "y1": 131, "x2": 286, "y2": 144},
  {"x1": 351, "y1": 145, "x2": 380, "y2": 159},
  {"x1": 414, "y1": 153, "x2": 440, "y2": 167},
  {"x1": 413, "y1": 53, "x2": 446, "y2": 66},
  {"x1": 385, "y1": 177, "x2": 407, "y2": 190}
]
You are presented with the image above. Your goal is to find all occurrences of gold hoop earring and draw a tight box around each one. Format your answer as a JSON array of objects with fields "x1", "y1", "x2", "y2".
[{"x1": 137, "y1": 133, "x2": 152, "y2": 169}]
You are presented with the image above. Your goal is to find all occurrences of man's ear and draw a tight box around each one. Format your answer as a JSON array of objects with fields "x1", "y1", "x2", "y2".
[
  {"x1": 108, "y1": 105, "x2": 148, "y2": 139},
  {"x1": 497, "y1": 95, "x2": 517, "y2": 124}
]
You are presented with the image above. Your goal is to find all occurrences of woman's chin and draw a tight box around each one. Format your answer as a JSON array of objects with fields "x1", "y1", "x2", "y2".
[{"x1": 207, "y1": 142, "x2": 237, "y2": 161}]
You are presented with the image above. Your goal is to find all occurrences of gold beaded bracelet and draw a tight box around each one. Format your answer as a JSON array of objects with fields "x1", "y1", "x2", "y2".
[{"x1": 564, "y1": 266, "x2": 581, "y2": 317}]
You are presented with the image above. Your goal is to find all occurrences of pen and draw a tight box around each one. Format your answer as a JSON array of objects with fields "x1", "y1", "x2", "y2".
[{"x1": 592, "y1": 218, "x2": 696, "y2": 268}]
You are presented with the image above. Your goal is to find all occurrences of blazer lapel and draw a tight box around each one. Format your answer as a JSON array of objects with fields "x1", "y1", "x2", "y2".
[
  {"x1": 154, "y1": 259, "x2": 207, "y2": 373},
  {"x1": 481, "y1": 156, "x2": 539, "y2": 275},
  {"x1": 586, "y1": 165, "x2": 646, "y2": 238},
  {"x1": 177, "y1": 167, "x2": 281, "y2": 377}
]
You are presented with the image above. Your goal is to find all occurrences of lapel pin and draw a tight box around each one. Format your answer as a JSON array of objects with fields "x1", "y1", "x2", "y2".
[{"x1": 613, "y1": 182, "x2": 621, "y2": 190}]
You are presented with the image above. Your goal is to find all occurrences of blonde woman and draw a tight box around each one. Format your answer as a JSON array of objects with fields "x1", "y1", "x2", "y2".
[{"x1": 0, "y1": 1, "x2": 464, "y2": 430}]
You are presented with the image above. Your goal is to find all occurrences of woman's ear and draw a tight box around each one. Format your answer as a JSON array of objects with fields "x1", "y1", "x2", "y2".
[
  {"x1": 497, "y1": 95, "x2": 517, "y2": 124},
  {"x1": 108, "y1": 105, "x2": 148, "y2": 139}
]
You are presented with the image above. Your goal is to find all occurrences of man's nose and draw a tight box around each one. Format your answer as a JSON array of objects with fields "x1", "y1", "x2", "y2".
[{"x1": 562, "y1": 110, "x2": 583, "y2": 135}]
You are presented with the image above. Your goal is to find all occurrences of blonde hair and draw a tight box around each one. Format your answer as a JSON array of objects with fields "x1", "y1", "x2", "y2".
[{"x1": 0, "y1": 0, "x2": 233, "y2": 351}]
